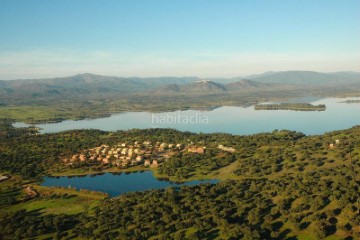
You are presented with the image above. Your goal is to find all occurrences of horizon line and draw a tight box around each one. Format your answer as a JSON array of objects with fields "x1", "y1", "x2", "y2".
[{"x1": 1, "y1": 70, "x2": 360, "y2": 81}]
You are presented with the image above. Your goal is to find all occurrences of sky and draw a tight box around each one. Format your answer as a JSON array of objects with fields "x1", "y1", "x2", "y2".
[{"x1": 0, "y1": 0, "x2": 359, "y2": 79}]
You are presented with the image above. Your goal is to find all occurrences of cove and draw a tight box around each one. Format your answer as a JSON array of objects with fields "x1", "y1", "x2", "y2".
[{"x1": 41, "y1": 171, "x2": 219, "y2": 197}]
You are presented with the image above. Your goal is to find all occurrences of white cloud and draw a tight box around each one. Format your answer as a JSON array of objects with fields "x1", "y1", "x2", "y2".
[{"x1": 0, "y1": 48, "x2": 359, "y2": 79}]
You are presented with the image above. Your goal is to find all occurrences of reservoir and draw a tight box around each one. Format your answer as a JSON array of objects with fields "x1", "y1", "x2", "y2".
[{"x1": 14, "y1": 97, "x2": 360, "y2": 135}]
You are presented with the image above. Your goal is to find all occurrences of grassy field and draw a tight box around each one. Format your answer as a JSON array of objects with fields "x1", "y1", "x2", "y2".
[
  {"x1": 5, "y1": 185, "x2": 106, "y2": 215},
  {"x1": 0, "y1": 175, "x2": 107, "y2": 216}
]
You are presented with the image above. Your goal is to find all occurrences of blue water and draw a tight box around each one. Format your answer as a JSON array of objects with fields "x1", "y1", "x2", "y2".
[
  {"x1": 14, "y1": 97, "x2": 360, "y2": 135},
  {"x1": 42, "y1": 171, "x2": 218, "y2": 197},
  {"x1": 37, "y1": 97, "x2": 360, "y2": 196}
]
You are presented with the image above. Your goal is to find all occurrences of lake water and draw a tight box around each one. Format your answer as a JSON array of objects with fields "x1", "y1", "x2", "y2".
[
  {"x1": 14, "y1": 97, "x2": 360, "y2": 135},
  {"x1": 41, "y1": 171, "x2": 218, "y2": 197},
  {"x1": 37, "y1": 97, "x2": 360, "y2": 195}
]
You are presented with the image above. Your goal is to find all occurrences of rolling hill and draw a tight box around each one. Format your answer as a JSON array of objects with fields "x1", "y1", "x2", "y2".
[
  {"x1": 0, "y1": 71, "x2": 359, "y2": 104},
  {"x1": 1, "y1": 71, "x2": 360, "y2": 96},
  {"x1": 155, "y1": 79, "x2": 290, "y2": 94},
  {"x1": 0, "y1": 73, "x2": 199, "y2": 94},
  {"x1": 247, "y1": 70, "x2": 360, "y2": 85},
  {"x1": 226, "y1": 79, "x2": 274, "y2": 90}
]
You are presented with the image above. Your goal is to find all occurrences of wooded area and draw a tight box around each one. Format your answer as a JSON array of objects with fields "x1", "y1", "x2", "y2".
[{"x1": 0, "y1": 121, "x2": 359, "y2": 239}]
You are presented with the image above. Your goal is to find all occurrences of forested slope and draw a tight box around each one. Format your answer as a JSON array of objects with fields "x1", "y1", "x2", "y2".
[{"x1": 0, "y1": 122, "x2": 359, "y2": 239}]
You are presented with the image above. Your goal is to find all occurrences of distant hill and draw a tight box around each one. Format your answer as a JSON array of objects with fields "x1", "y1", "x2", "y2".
[
  {"x1": 1, "y1": 71, "x2": 359, "y2": 100},
  {"x1": 158, "y1": 84, "x2": 182, "y2": 93},
  {"x1": 206, "y1": 76, "x2": 244, "y2": 84},
  {"x1": 226, "y1": 79, "x2": 274, "y2": 90},
  {"x1": 1, "y1": 71, "x2": 360, "y2": 121},
  {"x1": 155, "y1": 80, "x2": 227, "y2": 94},
  {"x1": 244, "y1": 71, "x2": 277, "y2": 79},
  {"x1": 0, "y1": 73, "x2": 199, "y2": 96},
  {"x1": 247, "y1": 71, "x2": 360, "y2": 85},
  {"x1": 154, "y1": 79, "x2": 284, "y2": 94},
  {"x1": 185, "y1": 80, "x2": 227, "y2": 92}
]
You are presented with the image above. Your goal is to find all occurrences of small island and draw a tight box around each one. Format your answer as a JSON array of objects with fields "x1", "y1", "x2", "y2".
[
  {"x1": 339, "y1": 99, "x2": 360, "y2": 104},
  {"x1": 255, "y1": 103, "x2": 326, "y2": 111}
]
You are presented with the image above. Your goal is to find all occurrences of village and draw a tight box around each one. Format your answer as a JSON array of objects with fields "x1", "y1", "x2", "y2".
[{"x1": 63, "y1": 140, "x2": 236, "y2": 169}]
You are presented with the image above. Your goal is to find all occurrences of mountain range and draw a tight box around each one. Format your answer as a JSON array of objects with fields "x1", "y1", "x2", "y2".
[{"x1": 0, "y1": 71, "x2": 359, "y2": 97}]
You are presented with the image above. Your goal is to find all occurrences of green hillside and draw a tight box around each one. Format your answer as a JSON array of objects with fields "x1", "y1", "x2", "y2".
[{"x1": 0, "y1": 122, "x2": 359, "y2": 239}]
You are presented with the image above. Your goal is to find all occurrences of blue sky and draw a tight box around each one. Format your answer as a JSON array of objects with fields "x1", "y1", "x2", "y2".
[{"x1": 0, "y1": 0, "x2": 359, "y2": 79}]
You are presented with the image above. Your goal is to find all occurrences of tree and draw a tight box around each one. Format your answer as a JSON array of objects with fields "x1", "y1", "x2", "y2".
[{"x1": 173, "y1": 230, "x2": 185, "y2": 240}]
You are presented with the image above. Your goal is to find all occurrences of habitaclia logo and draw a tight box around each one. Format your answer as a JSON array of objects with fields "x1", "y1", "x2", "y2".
[{"x1": 151, "y1": 113, "x2": 209, "y2": 127}]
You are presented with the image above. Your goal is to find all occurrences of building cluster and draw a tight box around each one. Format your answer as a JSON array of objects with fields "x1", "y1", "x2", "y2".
[
  {"x1": 64, "y1": 140, "x2": 236, "y2": 169},
  {"x1": 329, "y1": 139, "x2": 340, "y2": 149},
  {"x1": 218, "y1": 144, "x2": 236, "y2": 153},
  {"x1": 64, "y1": 141, "x2": 185, "y2": 168}
]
